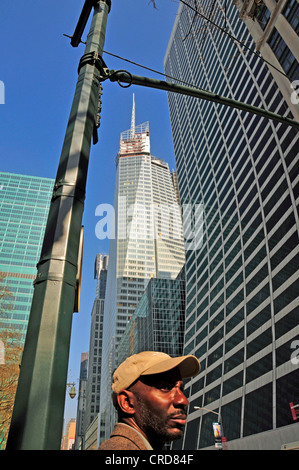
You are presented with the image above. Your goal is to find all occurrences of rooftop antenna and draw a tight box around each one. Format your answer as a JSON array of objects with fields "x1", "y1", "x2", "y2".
[{"x1": 131, "y1": 93, "x2": 135, "y2": 138}]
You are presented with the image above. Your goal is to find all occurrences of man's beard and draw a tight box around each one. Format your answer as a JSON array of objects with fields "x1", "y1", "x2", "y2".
[{"x1": 135, "y1": 395, "x2": 185, "y2": 445}]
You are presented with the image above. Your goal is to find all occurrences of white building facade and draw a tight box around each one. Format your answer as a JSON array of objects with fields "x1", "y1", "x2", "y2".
[{"x1": 98, "y1": 98, "x2": 186, "y2": 443}]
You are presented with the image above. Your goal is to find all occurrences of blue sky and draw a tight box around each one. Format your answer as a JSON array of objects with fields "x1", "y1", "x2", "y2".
[{"x1": 0, "y1": 1, "x2": 181, "y2": 429}]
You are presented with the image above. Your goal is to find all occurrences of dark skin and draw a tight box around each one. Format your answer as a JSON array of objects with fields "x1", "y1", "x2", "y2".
[{"x1": 116, "y1": 367, "x2": 189, "y2": 450}]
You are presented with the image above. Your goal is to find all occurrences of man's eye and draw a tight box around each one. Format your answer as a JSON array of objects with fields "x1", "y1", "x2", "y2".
[{"x1": 157, "y1": 382, "x2": 172, "y2": 391}]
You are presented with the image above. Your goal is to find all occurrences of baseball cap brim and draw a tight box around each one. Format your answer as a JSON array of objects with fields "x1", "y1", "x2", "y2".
[{"x1": 141, "y1": 354, "x2": 200, "y2": 379}]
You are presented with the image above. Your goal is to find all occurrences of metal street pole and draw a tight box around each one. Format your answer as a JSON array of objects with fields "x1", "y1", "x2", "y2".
[
  {"x1": 194, "y1": 406, "x2": 224, "y2": 449},
  {"x1": 6, "y1": 0, "x2": 111, "y2": 450}
]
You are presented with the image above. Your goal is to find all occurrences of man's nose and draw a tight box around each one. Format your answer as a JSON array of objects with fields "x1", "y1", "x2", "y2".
[{"x1": 173, "y1": 385, "x2": 189, "y2": 407}]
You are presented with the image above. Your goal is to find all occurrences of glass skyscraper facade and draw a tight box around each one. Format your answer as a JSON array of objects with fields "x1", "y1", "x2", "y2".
[
  {"x1": 164, "y1": 0, "x2": 298, "y2": 450},
  {"x1": 0, "y1": 172, "x2": 54, "y2": 336},
  {"x1": 99, "y1": 99, "x2": 186, "y2": 443},
  {"x1": 117, "y1": 274, "x2": 186, "y2": 366}
]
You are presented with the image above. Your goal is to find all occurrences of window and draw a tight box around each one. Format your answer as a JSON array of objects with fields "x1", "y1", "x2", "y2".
[
  {"x1": 283, "y1": 0, "x2": 299, "y2": 33},
  {"x1": 243, "y1": 383, "x2": 273, "y2": 436},
  {"x1": 255, "y1": 4, "x2": 271, "y2": 30},
  {"x1": 268, "y1": 29, "x2": 299, "y2": 81}
]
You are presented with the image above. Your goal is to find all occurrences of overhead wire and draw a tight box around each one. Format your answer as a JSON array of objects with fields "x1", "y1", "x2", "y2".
[
  {"x1": 103, "y1": 49, "x2": 205, "y2": 90},
  {"x1": 103, "y1": 0, "x2": 292, "y2": 93}
]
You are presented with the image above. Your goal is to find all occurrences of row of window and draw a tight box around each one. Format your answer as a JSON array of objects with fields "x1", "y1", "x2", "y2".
[
  {"x1": 256, "y1": 0, "x2": 299, "y2": 81},
  {"x1": 178, "y1": 368, "x2": 298, "y2": 449},
  {"x1": 269, "y1": 28, "x2": 299, "y2": 81}
]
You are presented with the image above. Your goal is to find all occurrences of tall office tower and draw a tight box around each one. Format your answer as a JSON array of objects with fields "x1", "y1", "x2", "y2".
[
  {"x1": 84, "y1": 254, "x2": 108, "y2": 438},
  {"x1": 164, "y1": 1, "x2": 299, "y2": 450},
  {"x1": 74, "y1": 352, "x2": 88, "y2": 450},
  {"x1": 61, "y1": 418, "x2": 76, "y2": 450},
  {"x1": 0, "y1": 172, "x2": 54, "y2": 336},
  {"x1": 117, "y1": 272, "x2": 186, "y2": 366},
  {"x1": 235, "y1": 0, "x2": 299, "y2": 120},
  {"x1": 99, "y1": 96, "x2": 186, "y2": 443}
]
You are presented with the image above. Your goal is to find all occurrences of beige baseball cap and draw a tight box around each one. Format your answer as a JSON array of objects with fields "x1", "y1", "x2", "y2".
[{"x1": 112, "y1": 351, "x2": 201, "y2": 394}]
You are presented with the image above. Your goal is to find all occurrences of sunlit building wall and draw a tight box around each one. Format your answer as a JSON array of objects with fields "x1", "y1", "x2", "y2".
[
  {"x1": 164, "y1": 0, "x2": 299, "y2": 450},
  {"x1": 235, "y1": 0, "x2": 299, "y2": 120},
  {"x1": 74, "y1": 352, "x2": 88, "y2": 450}
]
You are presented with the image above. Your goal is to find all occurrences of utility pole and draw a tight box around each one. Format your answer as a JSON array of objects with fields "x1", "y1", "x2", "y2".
[{"x1": 6, "y1": 0, "x2": 111, "y2": 450}]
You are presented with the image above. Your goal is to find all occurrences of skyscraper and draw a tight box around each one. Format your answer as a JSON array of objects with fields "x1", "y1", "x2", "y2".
[
  {"x1": 99, "y1": 96, "x2": 186, "y2": 442},
  {"x1": 117, "y1": 273, "x2": 186, "y2": 365},
  {"x1": 84, "y1": 255, "x2": 108, "y2": 435},
  {"x1": 0, "y1": 172, "x2": 54, "y2": 336},
  {"x1": 74, "y1": 352, "x2": 88, "y2": 450},
  {"x1": 164, "y1": 0, "x2": 299, "y2": 450}
]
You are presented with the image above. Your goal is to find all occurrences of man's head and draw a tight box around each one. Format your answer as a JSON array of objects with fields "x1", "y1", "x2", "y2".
[{"x1": 112, "y1": 351, "x2": 200, "y2": 449}]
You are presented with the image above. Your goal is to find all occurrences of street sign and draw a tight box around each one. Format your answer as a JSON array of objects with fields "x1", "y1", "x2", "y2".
[
  {"x1": 213, "y1": 422, "x2": 223, "y2": 449},
  {"x1": 212, "y1": 422, "x2": 222, "y2": 439},
  {"x1": 289, "y1": 402, "x2": 299, "y2": 421}
]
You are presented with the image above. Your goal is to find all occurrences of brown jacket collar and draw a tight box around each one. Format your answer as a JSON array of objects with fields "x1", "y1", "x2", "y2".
[{"x1": 99, "y1": 423, "x2": 153, "y2": 450}]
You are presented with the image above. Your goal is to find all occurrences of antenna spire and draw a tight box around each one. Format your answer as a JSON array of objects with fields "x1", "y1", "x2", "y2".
[{"x1": 131, "y1": 93, "x2": 135, "y2": 138}]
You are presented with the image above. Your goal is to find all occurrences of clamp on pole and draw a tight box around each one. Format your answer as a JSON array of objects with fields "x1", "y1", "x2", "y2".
[
  {"x1": 77, "y1": 53, "x2": 109, "y2": 144},
  {"x1": 77, "y1": 51, "x2": 109, "y2": 77},
  {"x1": 52, "y1": 180, "x2": 86, "y2": 204}
]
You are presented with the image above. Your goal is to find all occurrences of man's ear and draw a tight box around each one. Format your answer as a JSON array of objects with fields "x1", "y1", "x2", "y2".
[{"x1": 117, "y1": 390, "x2": 136, "y2": 415}]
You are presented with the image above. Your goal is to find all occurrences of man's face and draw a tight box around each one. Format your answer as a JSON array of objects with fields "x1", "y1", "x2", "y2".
[{"x1": 130, "y1": 367, "x2": 189, "y2": 446}]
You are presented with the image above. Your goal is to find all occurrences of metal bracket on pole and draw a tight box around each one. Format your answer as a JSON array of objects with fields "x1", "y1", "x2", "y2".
[
  {"x1": 93, "y1": 83, "x2": 103, "y2": 144},
  {"x1": 77, "y1": 51, "x2": 109, "y2": 76},
  {"x1": 68, "y1": 0, "x2": 111, "y2": 48},
  {"x1": 77, "y1": 53, "x2": 109, "y2": 144},
  {"x1": 108, "y1": 69, "x2": 299, "y2": 130},
  {"x1": 52, "y1": 180, "x2": 86, "y2": 204}
]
